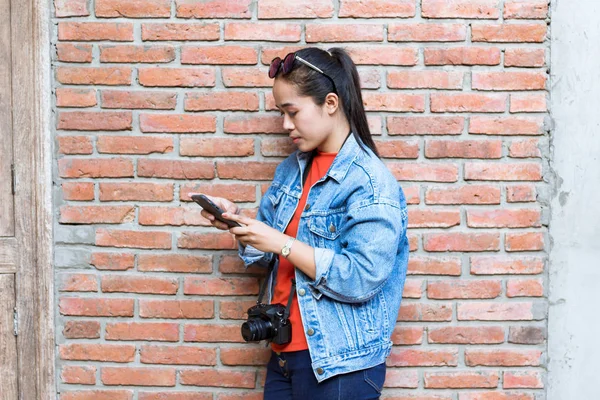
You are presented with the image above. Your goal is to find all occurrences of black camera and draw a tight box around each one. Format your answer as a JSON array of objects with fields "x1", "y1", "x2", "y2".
[{"x1": 241, "y1": 303, "x2": 292, "y2": 345}]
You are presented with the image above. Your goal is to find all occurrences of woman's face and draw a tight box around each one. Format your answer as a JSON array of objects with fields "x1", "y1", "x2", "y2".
[{"x1": 272, "y1": 78, "x2": 336, "y2": 153}]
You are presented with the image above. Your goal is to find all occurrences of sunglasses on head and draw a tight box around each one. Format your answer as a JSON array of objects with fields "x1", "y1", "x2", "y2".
[{"x1": 268, "y1": 52, "x2": 337, "y2": 94}]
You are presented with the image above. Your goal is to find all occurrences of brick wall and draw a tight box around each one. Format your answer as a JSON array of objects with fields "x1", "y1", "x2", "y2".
[{"x1": 53, "y1": 0, "x2": 550, "y2": 399}]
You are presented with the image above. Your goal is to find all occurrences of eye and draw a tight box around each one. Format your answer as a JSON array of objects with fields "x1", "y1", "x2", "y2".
[{"x1": 288, "y1": 111, "x2": 297, "y2": 117}]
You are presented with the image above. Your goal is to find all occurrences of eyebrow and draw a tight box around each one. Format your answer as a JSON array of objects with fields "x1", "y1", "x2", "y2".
[{"x1": 277, "y1": 102, "x2": 296, "y2": 109}]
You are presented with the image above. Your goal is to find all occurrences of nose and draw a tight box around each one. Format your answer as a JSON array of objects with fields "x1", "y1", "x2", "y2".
[{"x1": 282, "y1": 113, "x2": 295, "y2": 132}]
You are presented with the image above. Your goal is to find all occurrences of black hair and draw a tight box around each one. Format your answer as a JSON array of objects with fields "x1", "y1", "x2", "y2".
[{"x1": 278, "y1": 47, "x2": 379, "y2": 158}]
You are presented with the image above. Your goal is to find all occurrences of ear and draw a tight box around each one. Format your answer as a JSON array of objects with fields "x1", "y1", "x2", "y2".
[{"x1": 324, "y1": 93, "x2": 340, "y2": 116}]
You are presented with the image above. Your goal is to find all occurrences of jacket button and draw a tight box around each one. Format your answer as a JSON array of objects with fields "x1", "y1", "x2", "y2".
[
  {"x1": 298, "y1": 288, "x2": 306, "y2": 296},
  {"x1": 329, "y1": 224, "x2": 336, "y2": 233},
  {"x1": 316, "y1": 368, "x2": 324, "y2": 375},
  {"x1": 304, "y1": 203, "x2": 310, "y2": 211},
  {"x1": 307, "y1": 328, "x2": 315, "y2": 336}
]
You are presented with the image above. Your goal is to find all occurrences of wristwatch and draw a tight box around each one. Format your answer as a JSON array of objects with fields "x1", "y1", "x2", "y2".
[{"x1": 281, "y1": 237, "x2": 295, "y2": 258}]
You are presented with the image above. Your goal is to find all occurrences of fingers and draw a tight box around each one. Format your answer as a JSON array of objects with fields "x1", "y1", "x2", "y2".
[{"x1": 222, "y1": 212, "x2": 252, "y2": 225}]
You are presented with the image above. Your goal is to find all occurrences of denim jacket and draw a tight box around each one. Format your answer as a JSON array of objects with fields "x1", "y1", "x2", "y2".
[{"x1": 239, "y1": 134, "x2": 409, "y2": 382}]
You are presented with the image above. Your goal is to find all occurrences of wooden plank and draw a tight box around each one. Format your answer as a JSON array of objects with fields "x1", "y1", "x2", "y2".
[
  {"x1": 0, "y1": 237, "x2": 17, "y2": 273},
  {"x1": 0, "y1": 274, "x2": 18, "y2": 399},
  {"x1": 0, "y1": 0, "x2": 14, "y2": 237}
]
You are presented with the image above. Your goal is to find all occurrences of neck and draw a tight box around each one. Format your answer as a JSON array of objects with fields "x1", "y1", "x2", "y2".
[{"x1": 317, "y1": 117, "x2": 351, "y2": 153}]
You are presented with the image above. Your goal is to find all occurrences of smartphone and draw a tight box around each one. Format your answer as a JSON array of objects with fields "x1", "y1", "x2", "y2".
[{"x1": 191, "y1": 194, "x2": 241, "y2": 228}]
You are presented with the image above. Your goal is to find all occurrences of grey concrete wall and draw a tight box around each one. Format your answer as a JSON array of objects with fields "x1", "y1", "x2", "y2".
[{"x1": 548, "y1": 0, "x2": 600, "y2": 398}]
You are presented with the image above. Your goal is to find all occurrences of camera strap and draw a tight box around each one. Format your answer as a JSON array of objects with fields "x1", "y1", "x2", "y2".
[
  {"x1": 283, "y1": 279, "x2": 296, "y2": 320},
  {"x1": 256, "y1": 256, "x2": 276, "y2": 305}
]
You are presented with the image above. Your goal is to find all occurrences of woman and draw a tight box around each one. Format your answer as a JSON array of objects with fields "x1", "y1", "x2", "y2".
[{"x1": 199, "y1": 47, "x2": 409, "y2": 399}]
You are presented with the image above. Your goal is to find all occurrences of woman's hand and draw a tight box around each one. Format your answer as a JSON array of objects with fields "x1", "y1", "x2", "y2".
[
  {"x1": 223, "y1": 212, "x2": 288, "y2": 255},
  {"x1": 192, "y1": 194, "x2": 239, "y2": 231}
]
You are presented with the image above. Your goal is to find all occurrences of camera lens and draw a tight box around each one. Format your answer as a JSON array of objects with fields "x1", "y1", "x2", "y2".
[{"x1": 241, "y1": 318, "x2": 273, "y2": 342}]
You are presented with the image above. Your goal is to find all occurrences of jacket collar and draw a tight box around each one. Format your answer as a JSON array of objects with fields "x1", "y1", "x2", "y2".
[{"x1": 296, "y1": 133, "x2": 361, "y2": 184}]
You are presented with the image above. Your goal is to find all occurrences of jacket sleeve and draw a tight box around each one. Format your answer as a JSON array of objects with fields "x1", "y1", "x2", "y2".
[{"x1": 309, "y1": 202, "x2": 407, "y2": 303}]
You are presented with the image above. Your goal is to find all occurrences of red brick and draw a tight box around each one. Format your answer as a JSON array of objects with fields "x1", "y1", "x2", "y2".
[
  {"x1": 58, "y1": 22, "x2": 133, "y2": 41},
  {"x1": 458, "y1": 302, "x2": 536, "y2": 321},
  {"x1": 470, "y1": 256, "x2": 545, "y2": 275},
  {"x1": 403, "y1": 279, "x2": 424, "y2": 298},
  {"x1": 509, "y1": 326, "x2": 546, "y2": 344},
  {"x1": 261, "y1": 138, "x2": 296, "y2": 157},
  {"x1": 506, "y1": 232, "x2": 545, "y2": 251},
  {"x1": 139, "y1": 254, "x2": 212, "y2": 274},
  {"x1": 140, "y1": 300, "x2": 214, "y2": 319},
  {"x1": 180, "y1": 369, "x2": 255, "y2": 388},
  {"x1": 219, "y1": 300, "x2": 257, "y2": 320},
  {"x1": 466, "y1": 350, "x2": 542, "y2": 367},
  {"x1": 138, "y1": 68, "x2": 215, "y2": 87},
  {"x1": 510, "y1": 93, "x2": 547, "y2": 112},
  {"x1": 408, "y1": 256, "x2": 462, "y2": 276},
  {"x1": 388, "y1": 163, "x2": 458, "y2": 182},
  {"x1": 221, "y1": 348, "x2": 271, "y2": 366},
  {"x1": 100, "y1": 182, "x2": 174, "y2": 201},
  {"x1": 63, "y1": 321, "x2": 101, "y2": 339},
  {"x1": 258, "y1": 0, "x2": 334, "y2": 18},
  {"x1": 101, "y1": 367, "x2": 176, "y2": 387},
  {"x1": 140, "y1": 394, "x2": 212, "y2": 400},
  {"x1": 505, "y1": 48, "x2": 546, "y2": 67},
  {"x1": 425, "y1": 371, "x2": 499, "y2": 389},
  {"x1": 424, "y1": 232, "x2": 500, "y2": 252},
  {"x1": 182, "y1": 46, "x2": 258, "y2": 65},
  {"x1": 465, "y1": 162, "x2": 542, "y2": 181},
  {"x1": 185, "y1": 92, "x2": 258, "y2": 111},
  {"x1": 106, "y1": 322, "x2": 179, "y2": 341},
  {"x1": 507, "y1": 278, "x2": 544, "y2": 297},
  {"x1": 507, "y1": 185, "x2": 537, "y2": 203},
  {"x1": 426, "y1": 140, "x2": 502, "y2": 159},
  {"x1": 96, "y1": 228, "x2": 172, "y2": 249},
  {"x1": 425, "y1": 47, "x2": 501, "y2": 65},
  {"x1": 61, "y1": 366, "x2": 96, "y2": 385},
  {"x1": 57, "y1": 67, "x2": 132, "y2": 85},
  {"x1": 429, "y1": 326, "x2": 505, "y2": 344},
  {"x1": 459, "y1": 393, "x2": 534, "y2": 400},
  {"x1": 140, "y1": 114, "x2": 216, "y2": 133},
  {"x1": 340, "y1": 0, "x2": 416, "y2": 18},
  {"x1": 60, "y1": 205, "x2": 134, "y2": 224},
  {"x1": 224, "y1": 115, "x2": 285, "y2": 134},
  {"x1": 346, "y1": 47, "x2": 418, "y2": 66},
  {"x1": 504, "y1": 371, "x2": 544, "y2": 389},
  {"x1": 260, "y1": 46, "x2": 307, "y2": 64},
  {"x1": 217, "y1": 161, "x2": 278, "y2": 181},
  {"x1": 510, "y1": 139, "x2": 542, "y2": 158},
  {"x1": 95, "y1": 0, "x2": 171, "y2": 18},
  {"x1": 58, "y1": 111, "x2": 132, "y2": 131},
  {"x1": 388, "y1": 348, "x2": 458, "y2": 367},
  {"x1": 138, "y1": 160, "x2": 215, "y2": 180},
  {"x1": 306, "y1": 24, "x2": 383, "y2": 42},
  {"x1": 55, "y1": 0, "x2": 89, "y2": 17},
  {"x1": 422, "y1": 0, "x2": 500, "y2": 19},
  {"x1": 364, "y1": 93, "x2": 425, "y2": 112},
  {"x1": 175, "y1": 0, "x2": 252, "y2": 18},
  {"x1": 388, "y1": 23, "x2": 465, "y2": 41},
  {"x1": 428, "y1": 280, "x2": 502, "y2": 299},
  {"x1": 56, "y1": 88, "x2": 97, "y2": 108},
  {"x1": 57, "y1": 136, "x2": 93, "y2": 155},
  {"x1": 180, "y1": 137, "x2": 254, "y2": 157},
  {"x1": 403, "y1": 186, "x2": 420, "y2": 205},
  {"x1": 383, "y1": 372, "x2": 422, "y2": 390},
  {"x1": 388, "y1": 71, "x2": 463, "y2": 89},
  {"x1": 60, "y1": 344, "x2": 135, "y2": 362},
  {"x1": 180, "y1": 183, "x2": 256, "y2": 202},
  {"x1": 59, "y1": 298, "x2": 134, "y2": 317},
  {"x1": 142, "y1": 23, "x2": 220, "y2": 41},
  {"x1": 101, "y1": 276, "x2": 178, "y2": 294},
  {"x1": 58, "y1": 158, "x2": 134, "y2": 178},
  {"x1": 60, "y1": 391, "x2": 133, "y2": 400},
  {"x1": 222, "y1": 67, "x2": 273, "y2": 87},
  {"x1": 56, "y1": 43, "x2": 93, "y2": 63},
  {"x1": 467, "y1": 209, "x2": 541, "y2": 228},
  {"x1": 376, "y1": 140, "x2": 419, "y2": 159},
  {"x1": 184, "y1": 277, "x2": 259, "y2": 296},
  {"x1": 219, "y1": 255, "x2": 265, "y2": 275},
  {"x1": 398, "y1": 303, "x2": 453, "y2": 322},
  {"x1": 473, "y1": 71, "x2": 546, "y2": 91},
  {"x1": 184, "y1": 324, "x2": 245, "y2": 343},
  {"x1": 388, "y1": 116, "x2": 464, "y2": 135},
  {"x1": 140, "y1": 345, "x2": 217, "y2": 366},
  {"x1": 98, "y1": 136, "x2": 174, "y2": 155},
  {"x1": 101, "y1": 90, "x2": 176, "y2": 110},
  {"x1": 431, "y1": 93, "x2": 506, "y2": 113},
  {"x1": 426, "y1": 185, "x2": 501, "y2": 205},
  {"x1": 390, "y1": 326, "x2": 423, "y2": 345},
  {"x1": 472, "y1": 23, "x2": 547, "y2": 43},
  {"x1": 225, "y1": 22, "x2": 302, "y2": 42},
  {"x1": 91, "y1": 253, "x2": 135, "y2": 271},
  {"x1": 407, "y1": 209, "x2": 460, "y2": 228},
  {"x1": 504, "y1": 0, "x2": 548, "y2": 19},
  {"x1": 470, "y1": 116, "x2": 544, "y2": 135},
  {"x1": 138, "y1": 206, "x2": 209, "y2": 227}
]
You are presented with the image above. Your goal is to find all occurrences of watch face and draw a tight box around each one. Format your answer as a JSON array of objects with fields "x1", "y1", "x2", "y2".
[{"x1": 282, "y1": 247, "x2": 290, "y2": 257}]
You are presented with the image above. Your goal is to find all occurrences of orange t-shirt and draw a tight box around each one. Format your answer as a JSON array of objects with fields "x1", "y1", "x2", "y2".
[{"x1": 271, "y1": 150, "x2": 337, "y2": 352}]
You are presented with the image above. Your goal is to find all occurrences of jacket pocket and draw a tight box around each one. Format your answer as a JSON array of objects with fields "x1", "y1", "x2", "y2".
[{"x1": 307, "y1": 213, "x2": 343, "y2": 241}]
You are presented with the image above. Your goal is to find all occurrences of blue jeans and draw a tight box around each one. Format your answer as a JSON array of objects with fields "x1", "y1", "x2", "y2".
[{"x1": 264, "y1": 350, "x2": 386, "y2": 400}]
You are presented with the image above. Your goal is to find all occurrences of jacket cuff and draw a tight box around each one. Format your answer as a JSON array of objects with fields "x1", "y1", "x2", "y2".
[
  {"x1": 312, "y1": 247, "x2": 335, "y2": 291},
  {"x1": 238, "y1": 243, "x2": 272, "y2": 268}
]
